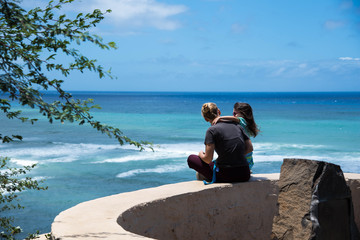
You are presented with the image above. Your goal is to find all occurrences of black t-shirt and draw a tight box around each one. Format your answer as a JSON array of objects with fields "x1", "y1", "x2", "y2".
[{"x1": 204, "y1": 121, "x2": 249, "y2": 167}]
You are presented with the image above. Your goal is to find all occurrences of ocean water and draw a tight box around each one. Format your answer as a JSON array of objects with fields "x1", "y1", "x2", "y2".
[{"x1": 1, "y1": 91, "x2": 360, "y2": 237}]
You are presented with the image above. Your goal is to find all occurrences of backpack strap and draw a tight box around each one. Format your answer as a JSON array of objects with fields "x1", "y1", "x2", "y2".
[{"x1": 203, "y1": 161, "x2": 219, "y2": 185}]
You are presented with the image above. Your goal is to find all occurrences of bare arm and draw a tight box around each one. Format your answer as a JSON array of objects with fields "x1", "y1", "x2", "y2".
[
  {"x1": 212, "y1": 116, "x2": 240, "y2": 125},
  {"x1": 245, "y1": 139, "x2": 253, "y2": 154},
  {"x1": 198, "y1": 143, "x2": 215, "y2": 164}
]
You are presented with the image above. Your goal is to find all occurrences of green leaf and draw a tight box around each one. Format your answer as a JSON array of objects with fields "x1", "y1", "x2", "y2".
[{"x1": 108, "y1": 41, "x2": 117, "y2": 49}]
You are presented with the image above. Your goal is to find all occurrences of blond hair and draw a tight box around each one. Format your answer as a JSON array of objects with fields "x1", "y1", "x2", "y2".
[{"x1": 201, "y1": 102, "x2": 219, "y2": 121}]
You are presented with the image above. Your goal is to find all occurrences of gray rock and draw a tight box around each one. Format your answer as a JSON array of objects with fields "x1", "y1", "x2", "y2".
[{"x1": 271, "y1": 158, "x2": 360, "y2": 240}]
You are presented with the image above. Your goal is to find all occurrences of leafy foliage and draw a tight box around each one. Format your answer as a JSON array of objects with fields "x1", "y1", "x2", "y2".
[
  {"x1": 0, "y1": 157, "x2": 47, "y2": 239},
  {"x1": 0, "y1": 0, "x2": 152, "y2": 238},
  {"x1": 0, "y1": 0, "x2": 151, "y2": 149}
]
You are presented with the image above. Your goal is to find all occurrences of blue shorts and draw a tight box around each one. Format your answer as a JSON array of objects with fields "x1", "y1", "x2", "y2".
[{"x1": 246, "y1": 152, "x2": 254, "y2": 170}]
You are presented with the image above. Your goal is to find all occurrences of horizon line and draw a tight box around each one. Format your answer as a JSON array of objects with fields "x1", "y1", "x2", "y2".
[{"x1": 57, "y1": 90, "x2": 360, "y2": 93}]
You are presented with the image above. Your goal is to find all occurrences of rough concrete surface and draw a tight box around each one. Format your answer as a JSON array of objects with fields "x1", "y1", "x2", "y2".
[{"x1": 50, "y1": 173, "x2": 360, "y2": 240}]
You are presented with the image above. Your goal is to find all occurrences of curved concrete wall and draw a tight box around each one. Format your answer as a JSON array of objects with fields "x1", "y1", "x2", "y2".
[
  {"x1": 51, "y1": 173, "x2": 360, "y2": 240},
  {"x1": 118, "y1": 174, "x2": 280, "y2": 240}
]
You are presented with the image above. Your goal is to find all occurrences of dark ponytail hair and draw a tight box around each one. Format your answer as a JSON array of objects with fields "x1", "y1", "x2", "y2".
[{"x1": 233, "y1": 102, "x2": 259, "y2": 137}]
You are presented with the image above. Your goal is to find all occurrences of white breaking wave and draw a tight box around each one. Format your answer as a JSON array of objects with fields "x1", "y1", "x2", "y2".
[
  {"x1": 10, "y1": 159, "x2": 39, "y2": 166},
  {"x1": 1, "y1": 142, "x2": 123, "y2": 163},
  {"x1": 253, "y1": 154, "x2": 331, "y2": 163},
  {"x1": 95, "y1": 142, "x2": 207, "y2": 163},
  {"x1": 2, "y1": 141, "x2": 359, "y2": 166},
  {"x1": 2, "y1": 141, "x2": 208, "y2": 164},
  {"x1": 31, "y1": 176, "x2": 52, "y2": 181},
  {"x1": 254, "y1": 142, "x2": 327, "y2": 152},
  {"x1": 116, "y1": 164, "x2": 186, "y2": 178},
  {"x1": 93, "y1": 141, "x2": 360, "y2": 164},
  {"x1": 253, "y1": 152, "x2": 360, "y2": 164}
]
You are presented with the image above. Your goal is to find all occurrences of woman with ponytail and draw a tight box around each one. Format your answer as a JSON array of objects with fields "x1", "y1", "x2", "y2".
[
  {"x1": 212, "y1": 102, "x2": 259, "y2": 170},
  {"x1": 187, "y1": 102, "x2": 252, "y2": 183}
]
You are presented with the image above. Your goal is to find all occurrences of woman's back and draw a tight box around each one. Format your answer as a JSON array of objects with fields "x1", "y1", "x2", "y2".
[{"x1": 205, "y1": 121, "x2": 249, "y2": 167}]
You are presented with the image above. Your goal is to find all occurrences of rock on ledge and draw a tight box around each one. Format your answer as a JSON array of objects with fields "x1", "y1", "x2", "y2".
[
  {"x1": 51, "y1": 173, "x2": 360, "y2": 240},
  {"x1": 271, "y1": 159, "x2": 360, "y2": 240}
]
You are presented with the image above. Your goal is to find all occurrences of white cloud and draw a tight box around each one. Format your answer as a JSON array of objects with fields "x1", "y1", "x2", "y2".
[
  {"x1": 87, "y1": 0, "x2": 188, "y2": 30},
  {"x1": 298, "y1": 63, "x2": 307, "y2": 68},
  {"x1": 21, "y1": 0, "x2": 187, "y2": 30},
  {"x1": 339, "y1": 57, "x2": 360, "y2": 61},
  {"x1": 269, "y1": 62, "x2": 319, "y2": 78},
  {"x1": 231, "y1": 23, "x2": 246, "y2": 34},
  {"x1": 340, "y1": 1, "x2": 353, "y2": 10},
  {"x1": 324, "y1": 20, "x2": 345, "y2": 30},
  {"x1": 271, "y1": 67, "x2": 287, "y2": 77}
]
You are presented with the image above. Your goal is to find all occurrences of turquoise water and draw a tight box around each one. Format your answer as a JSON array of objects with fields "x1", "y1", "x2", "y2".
[{"x1": 1, "y1": 91, "x2": 360, "y2": 237}]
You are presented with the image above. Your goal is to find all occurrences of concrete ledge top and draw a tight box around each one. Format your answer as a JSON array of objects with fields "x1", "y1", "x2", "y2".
[
  {"x1": 51, "y1": 173, "x2": 359, "y2": 240},
  {"x1": 344, "y1": 173, "x2": 360, "y2": 179}
]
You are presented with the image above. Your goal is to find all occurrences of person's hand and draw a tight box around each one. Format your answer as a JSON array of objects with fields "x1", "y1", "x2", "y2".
[
  {"x1": 198, "y1": 151, "x2": 205, "y2": 159},
  {"x1": 212, "y1": 116, "x2": 220, "y2": 125}
]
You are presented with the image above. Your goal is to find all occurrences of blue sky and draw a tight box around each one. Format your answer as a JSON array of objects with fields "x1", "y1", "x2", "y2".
[{"x1": 27, "y1": 0, "x2": 360, "y2": 92}]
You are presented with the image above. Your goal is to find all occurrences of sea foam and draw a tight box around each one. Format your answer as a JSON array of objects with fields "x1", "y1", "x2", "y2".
[
  {"x1": 2, "y1": 142, "x2": 122, "y2": 163},
  {"x1": 10, "y1": 159, "x2": 39, "y2": 166},
  {"x1": 94, "y1": 142, "x2": 215, "y2": 163},
  {"x1": 116, "y1": 164, "x2": 187, "y2": 178}
]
